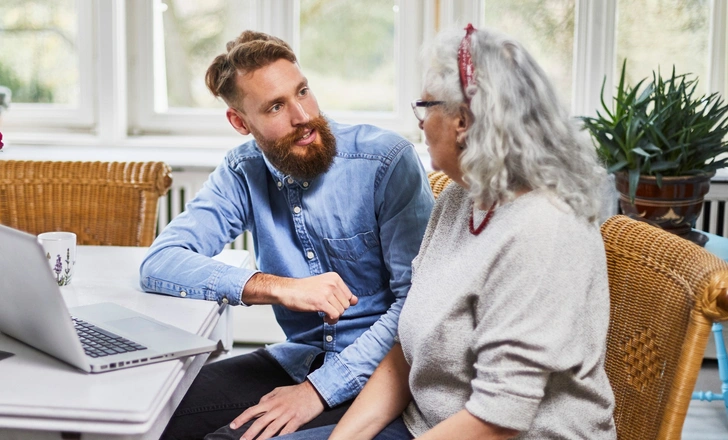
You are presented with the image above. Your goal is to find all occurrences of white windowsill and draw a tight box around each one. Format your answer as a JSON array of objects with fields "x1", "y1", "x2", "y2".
[
  {"x1": 6, "y1": 139, "x2": 728, "y2": 182},
  {"x1": 1, "y1": 133, "x2": 247, "y2": 170},
  {"x1": 0, "y1": 134, "x2": 433, "y2": 171}
]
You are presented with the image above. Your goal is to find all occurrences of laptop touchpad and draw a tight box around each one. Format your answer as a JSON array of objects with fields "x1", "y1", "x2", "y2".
[{"x1": 108, "y1": 317, "x2": 170, "y2": 333}]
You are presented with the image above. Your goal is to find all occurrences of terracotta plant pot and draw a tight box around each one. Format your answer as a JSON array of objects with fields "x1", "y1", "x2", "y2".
[{"x1": 614, "y1": 171, "x2": 713, "y2": 245}]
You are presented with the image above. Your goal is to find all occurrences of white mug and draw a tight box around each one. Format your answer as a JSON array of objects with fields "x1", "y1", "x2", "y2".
[{"x1": 37, "y1": 232, "x2": 76, "y2": 286}]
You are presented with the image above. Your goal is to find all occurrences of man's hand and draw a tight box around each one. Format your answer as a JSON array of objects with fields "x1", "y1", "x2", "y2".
[
  {"x1": 244, "y1": 272, "x2": 358, "y2": 324},
  {"x1": 230, "y1": 380, "x2": 326, "y2": 440}
]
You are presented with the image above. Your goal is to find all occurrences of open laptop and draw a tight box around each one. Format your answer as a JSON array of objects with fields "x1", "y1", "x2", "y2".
[{"x1": 0, "y1": 224, "x2": 219, "y2": 373}]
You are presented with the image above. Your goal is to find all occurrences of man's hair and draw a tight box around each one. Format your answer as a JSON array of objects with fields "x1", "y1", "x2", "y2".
[
  {"x1": 205, "y1": 30, "x2": 297, "y2": 109},
  {"x1": 422, "y1": 26, "x2": 606, "y2": 222}
]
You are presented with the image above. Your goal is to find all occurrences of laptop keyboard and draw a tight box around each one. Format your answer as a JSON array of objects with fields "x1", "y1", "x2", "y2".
[{"x1": 72, "y1": 317, "x2": 147, "y2": 358}]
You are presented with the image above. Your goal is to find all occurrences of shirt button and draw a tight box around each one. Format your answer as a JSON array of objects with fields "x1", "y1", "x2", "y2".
[
  {"x1": 306, "y1": 251, "x2": 315, "y2": 260},
  {"x1": 277, "y1": 181, "x2": 282, "y2": 188},
  {"x1": 302, "y1": 181, "x2": 309, "y2": 188},
  {"x1": 287, "y1": 177, "x2": 294, "y2": 184},
  {"x1": 293, "y1": 206, "x2": 302, "y2": 214},
  {"x1": 325, "y1": 335, "x2": 333, "y2": 343},
  {"x1": 222, "y1": 297, "x2": 229, "y2": 304},
  {"x1": 180, "y1": 291, "x2": 187, "y2": 297}
]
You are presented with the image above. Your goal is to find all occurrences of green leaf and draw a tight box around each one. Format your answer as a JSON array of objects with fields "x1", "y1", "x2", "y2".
[
  {"x1": 580, "y1": 59, "x2": 728, "y2": 178},
  {"x1": 628, "y1": 167, "x2": 640, "y2": 204},
  {"x1": 607, "y1": 160, "x2": 629, "y2": 173}
]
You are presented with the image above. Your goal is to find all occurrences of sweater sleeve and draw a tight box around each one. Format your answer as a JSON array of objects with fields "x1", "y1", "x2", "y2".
[{"x1": 465, "y1": 216, "x2": 600, "y2": 431}]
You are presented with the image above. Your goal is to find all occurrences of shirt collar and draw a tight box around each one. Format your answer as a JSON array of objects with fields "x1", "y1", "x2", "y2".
[{"x1": 261, "y1": 153, "x2": 314, "y2": 191}]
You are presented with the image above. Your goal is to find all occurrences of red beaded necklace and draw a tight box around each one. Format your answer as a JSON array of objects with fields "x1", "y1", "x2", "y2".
[{"x1": 469, "y1": 202, "x2": 497, "y2": 236}]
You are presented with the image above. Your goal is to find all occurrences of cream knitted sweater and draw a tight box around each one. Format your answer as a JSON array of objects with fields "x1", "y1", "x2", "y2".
[{"x1": 398, "y1": 184, "x2": 616, "y2": 439}]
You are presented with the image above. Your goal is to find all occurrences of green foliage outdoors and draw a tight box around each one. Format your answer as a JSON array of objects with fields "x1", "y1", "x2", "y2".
[
  {"x1": 300, "y1": 0, "x2": 394, "y2": 81},
  {"x1": 580, "y1": 60, "x2": 728, "y2": 202},
  {"x1": 0, "y1": 61, "x2": 54, "y2": 103}
]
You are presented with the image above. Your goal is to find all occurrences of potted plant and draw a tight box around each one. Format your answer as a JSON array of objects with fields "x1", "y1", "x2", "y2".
[{"x1": 581, "y1": 61, "x2": 728, "y2": 245}]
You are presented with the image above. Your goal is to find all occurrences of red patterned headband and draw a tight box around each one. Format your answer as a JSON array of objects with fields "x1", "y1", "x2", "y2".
[{"x1": 458, "y1": 23, "x2": 477, "y2": 104}]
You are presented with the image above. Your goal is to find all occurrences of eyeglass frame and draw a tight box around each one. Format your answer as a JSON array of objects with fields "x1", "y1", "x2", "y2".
[{"x1": 411, "y1": 99, "x2": 445, "y2": 122}]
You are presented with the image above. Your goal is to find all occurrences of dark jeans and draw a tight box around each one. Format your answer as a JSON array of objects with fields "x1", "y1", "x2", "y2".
[
  {"x1": 273, "y1": 417, "x2": 414, "y2": 440},
  {"x1": 161, "y1": 349, "x2": 352, "y2": 440}
]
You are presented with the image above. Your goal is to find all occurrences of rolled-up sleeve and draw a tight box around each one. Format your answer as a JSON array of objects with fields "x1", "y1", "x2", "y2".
[{"x1": 140, "y1": 159, "x2": 256, "y2": 305}]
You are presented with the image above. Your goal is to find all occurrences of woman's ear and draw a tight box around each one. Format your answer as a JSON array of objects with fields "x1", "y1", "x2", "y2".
[
  {"x1": 226, "y1": 108, "x2": 251, "y2": 136},
  {"x1": 456, "y1": 103, "x2": 473, "y2": 144}
]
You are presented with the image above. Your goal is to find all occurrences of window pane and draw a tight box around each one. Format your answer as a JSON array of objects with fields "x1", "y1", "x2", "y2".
[
  {"x1": 483, "y1": 0, "x2": 575, "y2": 108},
  {"x1": 160, "y1": 0, "x2": 252, "y2": 109},
  {"x1": 0, "y1": 0, "x2": 78, "y2": 105},
  {"x1": 616, "y1": 0, "x2": 710, "y2": 95},
  {"x1": 299, "y1": 0, "x2": 397, "y2": 112}
]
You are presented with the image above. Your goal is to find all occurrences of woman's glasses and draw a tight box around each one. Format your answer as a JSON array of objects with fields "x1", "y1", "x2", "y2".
[{"x1": 411, "y1": 99, "x2": 444, "y2": 122}]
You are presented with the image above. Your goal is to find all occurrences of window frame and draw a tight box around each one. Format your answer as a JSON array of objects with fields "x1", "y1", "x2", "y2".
[
  {"x1": 2, "y1": 0, "x2": 726, "y2": 156},
  {"x1": 126, "y1": 0, "x2": 423, "y2": 141},
  {"x1": 1, "y1": 0, "x2": 96, "y2": 133}
]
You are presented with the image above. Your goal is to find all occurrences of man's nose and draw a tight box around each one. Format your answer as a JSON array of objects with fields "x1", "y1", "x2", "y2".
[{"x1": 291, "y1": 102, "x2": 310, "y2": 126}]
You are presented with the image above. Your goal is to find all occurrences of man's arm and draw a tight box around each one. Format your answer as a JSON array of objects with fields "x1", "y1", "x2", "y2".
[
  {"x1": 243, "y1": 272, "x2": 358, "y2": 324},
  {"x1": 140, "y1": 160, "x2": 255, "y2": 304},
  {"x1": 141, "y1": 159, "x2": 361, "y2": 320}
]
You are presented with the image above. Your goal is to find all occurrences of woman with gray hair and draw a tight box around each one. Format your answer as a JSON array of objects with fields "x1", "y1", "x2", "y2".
[{"x1": 275, "y1": 25, "x2": 616, "y2": 440}]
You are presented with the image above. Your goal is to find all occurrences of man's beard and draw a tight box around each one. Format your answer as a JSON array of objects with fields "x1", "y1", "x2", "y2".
[{"x1": 254, "y1": 116, "x2": 337, "y2": 180}]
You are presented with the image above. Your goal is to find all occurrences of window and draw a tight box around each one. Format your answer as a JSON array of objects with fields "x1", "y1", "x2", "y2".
[
  {"x1": 483, "y1": 0, "x2": 576, "y2": 108},
  {"x1": 127, "y1": 0, "x2": 420, "y2": 141},
  {"x1": 616, "y1": 0, "x2": 710, "y2": 96},
  {"x1": 1, "y1": 0, "x2": 727, "y2": 154},
  {"x1": 0, "y1": 0, "x2": 94, "y2": 131},
  {"x1": 300, "y1": 0, "x2": 397, "y2": 114}
]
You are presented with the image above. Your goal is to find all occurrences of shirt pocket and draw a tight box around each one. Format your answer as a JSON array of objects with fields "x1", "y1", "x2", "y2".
[{"x1": 323, "y1": 230, "x2": 385, "y2": 296}]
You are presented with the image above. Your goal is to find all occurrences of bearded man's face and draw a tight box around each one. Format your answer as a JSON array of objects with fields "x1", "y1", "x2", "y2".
[{"x1": 250, "y1": 115, "x2": 336, "y2": 179}]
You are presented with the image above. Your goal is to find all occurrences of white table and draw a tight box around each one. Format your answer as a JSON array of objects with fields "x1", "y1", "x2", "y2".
[{"x1": 0, "y1": 246, "x2": 248, "y2": 440}]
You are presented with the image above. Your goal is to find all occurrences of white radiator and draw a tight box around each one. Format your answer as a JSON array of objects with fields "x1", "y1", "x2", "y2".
[
  {"x1": 697, "y1": 182, "x2": 728, "y2": 237},
  {"x1": 159, "y1": 170, "x2": 728, "y2": 242},
  {"x1": 160, "y1": 171, "x2": 728, "y2": 240}
]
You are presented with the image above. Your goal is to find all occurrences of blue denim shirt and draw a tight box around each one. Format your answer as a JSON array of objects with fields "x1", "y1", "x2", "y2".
[{"x1": 139, "y1": 120, "x2": 434, "y2": 407}]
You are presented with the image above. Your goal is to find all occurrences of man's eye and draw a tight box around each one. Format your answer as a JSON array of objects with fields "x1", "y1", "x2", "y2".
[
  {"x1": 270, "y1": 104, "x2": 283, "y2": 113},
  {"x1": 299, "y1": 87, "x2": 309, "y2": 97}
]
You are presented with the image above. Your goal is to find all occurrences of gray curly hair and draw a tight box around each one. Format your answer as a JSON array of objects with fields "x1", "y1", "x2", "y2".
[{"x1": 422, "y1": 26, "x2": 606, "y2": 222}]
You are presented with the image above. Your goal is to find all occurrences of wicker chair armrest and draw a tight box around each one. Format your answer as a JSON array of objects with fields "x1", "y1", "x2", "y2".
[
  {"x1": 153, "y1": 163, "x2": 173, "y2": 195},
  {"x1": 700, "y1": 272, "x2": 728, "y2": 322}
]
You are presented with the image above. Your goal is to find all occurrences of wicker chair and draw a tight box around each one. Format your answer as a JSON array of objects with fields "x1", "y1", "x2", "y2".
[
  {"x1": 600, "y1": 215, "x2": 728, "y2": 439},
  {"x1": 427, "y1": 170, "x2": 452, "y2": 198},
  {"x1": 0, "y1": 160, "x2": 172, "y2": 246}
]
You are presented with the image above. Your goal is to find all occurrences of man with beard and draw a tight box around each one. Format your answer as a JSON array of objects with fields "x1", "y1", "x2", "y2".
[{"x1": 140, "y1": 31, "x2": 434, "y2": 440}]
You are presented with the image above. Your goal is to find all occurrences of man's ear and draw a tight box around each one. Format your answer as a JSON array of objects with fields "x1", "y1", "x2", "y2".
[
  {"x1": 455, "y1": 103, "x2": 473, "y2": 143},
  {"x1": 226, "y1": 108, "x2": 251, "y2": 136}
]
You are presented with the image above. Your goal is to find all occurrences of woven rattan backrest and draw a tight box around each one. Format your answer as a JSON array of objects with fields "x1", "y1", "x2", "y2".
[
  {"x1": 601, "y1": 215, "x2": 728, "y2": 439},
  {"x1": 427, "y1": 171, "x2": 453, "y2": 198},
  {"x1": 0, "y1": 160, "x2": 172, "y2": 246}
]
